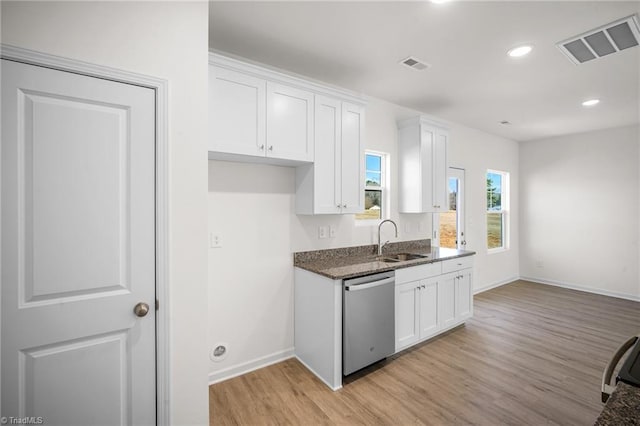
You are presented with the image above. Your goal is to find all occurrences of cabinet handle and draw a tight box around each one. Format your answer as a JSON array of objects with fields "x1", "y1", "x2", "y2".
[
  {"x1": 268, "y1": 145, "x2": 273, "y2": 151},
  {"x1": 421, "y1": 285, "x2": 426, "y2": 289},
  {"x1": 343, "y1": 204, "x2": 347, "y2": 208},
  {"x1": 259, "y1": 145, "x2": 265, "y2": 150},
  {"x1": 337, "y1": 204, "x2": 341, "y2": 209}
]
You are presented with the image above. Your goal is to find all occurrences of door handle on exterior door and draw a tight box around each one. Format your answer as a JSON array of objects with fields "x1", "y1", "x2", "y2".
[{"x1": 133, "y1": 302, "x2": 150, "y2": 317}]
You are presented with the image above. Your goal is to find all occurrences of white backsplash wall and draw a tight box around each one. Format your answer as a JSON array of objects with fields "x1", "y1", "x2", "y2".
[
  {"x1": 208, "y1": 96, "x2": 521, "y2": 383},
  {"x1": 520, "y1": 125, "x2": 640, "y2": 300}
]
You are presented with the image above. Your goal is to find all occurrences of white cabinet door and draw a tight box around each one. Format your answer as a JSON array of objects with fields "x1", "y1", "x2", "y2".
[
  {"x1": 456, "y1": 269, "x2": 473, "y2": 321},
  {"x1": 296, "y1": 99, "x2": 365, "y2": 215},
  {"x1": 398, "y1": 117, "x2": 448, "y2": 213},
  {"x1": 420, "y1": 126, "x2": 436, "y2": 212},
  {"x1": 313, "y1": 95, "x2": 342, "y2": 214},
  {"x1": 210, "y1": 66, "x2": 265, "y2": 157},
  {"x1": 340, "y1": 102, "x2": 365, "y2": 214},
  {"x1": 419, "y1": 279, "x2": 439, "y2": 339},
  {"x1": 396, "y1": 282, "x2": 420, "y2": 351},
  {"x1": 266, "y1": 82, "x2": 314, "y2": 162},
  {"x1": 432, "y1": 128, "x2": 448, "y2": 212},
  {"x1": 438, "y1": 273, "x2": 457, "y2": 329}
]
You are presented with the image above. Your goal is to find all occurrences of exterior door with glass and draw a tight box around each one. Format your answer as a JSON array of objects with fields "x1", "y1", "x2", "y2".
[{"x1": 434, "y1": 168, "x2": 466, "y2": 249}]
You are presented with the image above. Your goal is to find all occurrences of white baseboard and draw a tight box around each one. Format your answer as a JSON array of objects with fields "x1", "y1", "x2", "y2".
[
  {"x1": 208, "y1": 348, "x2": 295, "y2": 385},
  {"x1": 474, "y1": 276, "x2": 519, "y2": 295},
  {"x1": 295, "y1": 356, "x2": 342, "y2": 391},
  {"x1": 520, "y1": 276, "x2": 640, "y2": 302}
]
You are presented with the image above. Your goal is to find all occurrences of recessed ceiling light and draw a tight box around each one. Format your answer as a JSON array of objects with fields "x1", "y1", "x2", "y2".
[
  {"x1": 582, "y1": 99, "x2": 600, "y2": 107},
  {"x1": 507, "y1": 45, "x2": 533, "y2": 58},
  {"x1": 430, "y1": 0, "x2": 449, "y2": 4}
]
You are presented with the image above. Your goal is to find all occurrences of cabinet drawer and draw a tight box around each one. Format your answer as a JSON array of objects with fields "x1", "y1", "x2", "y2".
[
  {"x1": 396, "y1": 263, "x2": 442, "y2": 284},
  {"x1": 441, "y1": 256, "x2": 474, "y2": 273}
]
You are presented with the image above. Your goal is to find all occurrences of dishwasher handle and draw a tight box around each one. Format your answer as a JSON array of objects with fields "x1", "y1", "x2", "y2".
[
  {"x1": 601, "y1": 334, "x2": 638, "y2": 403},
  {"x1": 345, "y1": 277, "x2": 395, "y2": 292}
]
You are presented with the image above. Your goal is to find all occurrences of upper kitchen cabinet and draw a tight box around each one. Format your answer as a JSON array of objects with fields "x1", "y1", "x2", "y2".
[
  {"x1": 295, "y1": 96, "x2": 365, "y2": 215},
  {"x1": 398, "y1": 117, "x2": 449, "y2": 213},
  {"x1": 265, "y1": 82, "x2": 313, "y2": 162},
  {"x1": 209, "y1": 66, "x2": 266, "y2": 157},
  {"x1": 209, "y1": 53, "x2": 314, "y2": 164}
]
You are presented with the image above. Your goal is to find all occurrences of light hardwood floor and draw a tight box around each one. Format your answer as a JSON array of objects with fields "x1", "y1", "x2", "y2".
[{"x1": 209, "y1": 280, "x2": 640, "y2": 425}]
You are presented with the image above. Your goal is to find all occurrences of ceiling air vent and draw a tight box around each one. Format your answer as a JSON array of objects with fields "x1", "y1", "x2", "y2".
[
  {"x1": 400, "y1": 56, "x2": 430, "y2": 71},
  {"x1": 557, "y1": 14, "x2": 640, "y2": 65}
]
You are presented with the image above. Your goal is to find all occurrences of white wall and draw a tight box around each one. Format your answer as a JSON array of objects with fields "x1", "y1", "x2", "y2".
[
  {"x1": 449, "y1": 124, "x2": 520, "y2": 291},
  {"x1": 208, "y1": 161, "x2": 296, "y2": 382},
  {"x1": 520, "y1": 125, "x2": 640, "y2": 300},
  {"x1": 208, "y1": 95, "x2": 520, "y2": 382},
  {"x1": 1, "y1": 2, "x2": 210, "y2": 424}
]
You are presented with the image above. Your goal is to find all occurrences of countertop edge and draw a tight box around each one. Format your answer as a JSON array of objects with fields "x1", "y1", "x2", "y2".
[
  {"x1": 595, "y1": 382, "x2": 640, "y2": 425},
  {"x1": 294, "y1": 250, "x2": 476, "y2": 280}
]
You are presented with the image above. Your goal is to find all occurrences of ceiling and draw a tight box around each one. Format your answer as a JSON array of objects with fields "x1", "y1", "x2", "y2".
[{"x1": 209, "y1": 1, "x2": 640, "y2": 142}]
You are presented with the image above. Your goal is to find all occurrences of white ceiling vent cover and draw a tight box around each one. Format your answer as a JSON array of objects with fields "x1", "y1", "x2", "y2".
[
  {"x1": 400, "y1": 56, "x2": 430, "y2": 71},
  {"x1": 557, "y1": 14, "x2": 640, "y2": 65}
]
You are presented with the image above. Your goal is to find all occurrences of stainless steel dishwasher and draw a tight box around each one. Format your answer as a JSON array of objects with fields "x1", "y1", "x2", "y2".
[{"x1": 343, "y1": 271, "x2": 395, "y2": 376}]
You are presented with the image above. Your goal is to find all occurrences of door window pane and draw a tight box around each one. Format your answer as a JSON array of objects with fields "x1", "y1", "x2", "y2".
[{"x1": 439, "y1": 177, "x2": 458, "y2": 249}]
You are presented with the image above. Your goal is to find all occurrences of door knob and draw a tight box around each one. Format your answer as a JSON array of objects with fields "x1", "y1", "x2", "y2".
[{"x1": 133, "y1": 302, "x2": 150, "y2": 317}]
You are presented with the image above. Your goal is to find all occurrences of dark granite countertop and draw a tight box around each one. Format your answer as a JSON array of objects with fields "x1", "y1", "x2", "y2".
[
  {"x1": 293, "y1": 239, "x2": 475, "y2": 280},
  {"x1": 595, "y1": 382, "x2": 640, "y2": 425}
]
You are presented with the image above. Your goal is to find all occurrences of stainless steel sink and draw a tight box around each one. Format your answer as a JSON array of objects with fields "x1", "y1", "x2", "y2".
[{"x1": 379, "y1": 253, "x2": 429, "y2": 263}]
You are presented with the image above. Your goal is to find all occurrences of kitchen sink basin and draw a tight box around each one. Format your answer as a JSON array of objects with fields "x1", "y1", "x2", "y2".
[{"x1": 379, "y1": 253, "x2": 429, "y2": 263}]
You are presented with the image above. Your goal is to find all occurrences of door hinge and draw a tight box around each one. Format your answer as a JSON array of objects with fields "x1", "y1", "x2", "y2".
[{"x1": 155, "y1": 299, "x2": 159, "y2": 311}]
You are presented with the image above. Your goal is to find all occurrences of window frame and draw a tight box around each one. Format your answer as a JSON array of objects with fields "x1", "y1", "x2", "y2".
[
  {"x1": 356, "y1": 150, "x2": 389, "y2": 224},
  {"x1": 486, "y1": 169, "x2": 509, "y2": 253}
]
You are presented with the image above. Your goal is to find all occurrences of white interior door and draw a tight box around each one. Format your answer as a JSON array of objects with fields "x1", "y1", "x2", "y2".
[{"x1": 1, "y1": 59, "x2": 156, "y2": 425}]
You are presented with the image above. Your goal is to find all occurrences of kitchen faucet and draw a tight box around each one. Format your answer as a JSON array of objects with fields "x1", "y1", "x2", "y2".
[{"x1": 377, "y1": 219, "x2": 398, "y2": 256}]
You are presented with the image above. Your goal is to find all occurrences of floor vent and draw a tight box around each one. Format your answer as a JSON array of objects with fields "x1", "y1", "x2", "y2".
[
  {"x1": 557, "y1": 14, "x2": 640, "y2": 65},
  {"x1": 400, "y1": 56, "x2": 430, "y2": 71}
]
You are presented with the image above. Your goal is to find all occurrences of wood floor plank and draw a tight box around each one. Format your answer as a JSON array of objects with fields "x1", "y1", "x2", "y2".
[{"x1": 209, "y1": 280, "x2": 640, "y2": 425}]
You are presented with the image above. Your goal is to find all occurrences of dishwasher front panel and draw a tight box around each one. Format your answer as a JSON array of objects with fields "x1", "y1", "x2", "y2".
[{"x1": 343, "y1": 272, "x2": 395, "y2": 376}]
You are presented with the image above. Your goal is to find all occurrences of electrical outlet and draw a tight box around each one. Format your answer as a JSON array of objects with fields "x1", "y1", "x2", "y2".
[
  {"x1": 405, "y1": 223, "x2": 412, "y2": 234},
  {"x1": 210, "y1": 232, "x2": 222, "y2": 248},
  {"x1": 318, "y1": 226, "x2": 328, "y2": 239},
  {"x1": 329, "y1": 225, "x2": 336, "y2": 238}
]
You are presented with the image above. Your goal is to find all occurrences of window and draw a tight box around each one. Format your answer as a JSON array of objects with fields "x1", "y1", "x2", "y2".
[
  {"x1": 486, "y1": 170, "x2": 509, "y2": 251},
  {"x1": 356, "y1": 152, "x2": 387, "y2": 221}
]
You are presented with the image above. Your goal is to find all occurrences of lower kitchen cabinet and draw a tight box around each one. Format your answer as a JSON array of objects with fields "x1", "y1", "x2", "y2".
[
  {"x1": 396, "y1": 281, "x2": 420, "y2": 350},
  {"x1": 438, "y1": 273, "x2": 457, "y2": 329},
  {"x1": 419, "y1": 280, "x2": 439, "y2": 340},
  {"x1": 456, "y1": 268, "x2": 473, "y2": 320},
  {"x1": 396, "y1": 278, "x2": 439, "y2": 352},
  {"x1": 395, "y1": 257, "x2": 474, "y2": 353}
]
